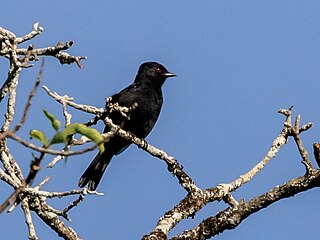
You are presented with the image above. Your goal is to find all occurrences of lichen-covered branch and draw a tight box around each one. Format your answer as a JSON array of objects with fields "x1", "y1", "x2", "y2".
[
  {"x1": 290, "y1": 115, "x2": 314, "y2": 173},
  {"x1": 143, "y1": 106, "x2": 317, "y2": 239},
  {"x1": 0, "y1": 23, "x2": 90, "y2": 239},
  {"x1": 21, "y1": 198, "x2": 38, "y2": 240},
  {"x1": 42, "y1": 85, "x2": 104, "y2": 114},
  {"x1": 172, "y1": 170, "x2": 320, "y2": 240},
  {"x1": 30, "y1": 197, "x2": 80, "y2": 240}
]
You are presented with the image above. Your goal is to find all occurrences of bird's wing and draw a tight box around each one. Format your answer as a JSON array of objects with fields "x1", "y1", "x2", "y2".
[
  {"x1": 104, "y1": 83, "x2": 137, "y2": 126},
  {"x1": 110, "y1": 83, "x2": 139, "y2": 104},
  {"x1": 104, "y1": 83, "x2": 140, "y2": 156}
]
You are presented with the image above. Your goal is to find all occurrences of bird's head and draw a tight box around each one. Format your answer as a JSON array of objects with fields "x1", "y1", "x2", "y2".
[{"x1": 135, "y1": 62, "x2": 176, "y2": 87}]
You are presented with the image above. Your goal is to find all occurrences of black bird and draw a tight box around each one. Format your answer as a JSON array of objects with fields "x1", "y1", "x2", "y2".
[{"x1": 78, "y1": 62, "x2": 176, "y2": 190}]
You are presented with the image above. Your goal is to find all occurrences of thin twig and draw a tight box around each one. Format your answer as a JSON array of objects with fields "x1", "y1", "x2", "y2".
[
  {"x1": 24, "y1": 187, "x2": 103, "y2": 199},
  {"x1": 6, "y1": 131, "x2": 98, "y2": 156},
  {"x1": 35, "y1": 176, "x2": 51, "y2": 190},
  {"x1": 47, "y1": 155, "x2": 64, "y2": 168},
  {"x1": 12, "y1": 58, "x2": 45, "y2": 133},
  {"x1": 290, "y1": 115, "x2": 314, "y2": 173},
  {"x1": 62, "y1": 194, "x2": 85, "y2": 220},
  {"x1": 0, "y1": 187, "x2": 24, "y2": 214},
  {"x1": 15, "y1": 22, "x2": 43, "y2": 44},
  {"x1": 42, "y1": 85, "x2": 104, "y2": 114}
]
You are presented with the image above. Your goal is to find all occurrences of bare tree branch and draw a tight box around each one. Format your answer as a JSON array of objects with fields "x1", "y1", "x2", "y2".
[
  {"x1": 42, "y1": 85, "x2": 104, "y2": 114},
  {"x1": 21, "y1": 197, "x2": 38, "y2": 240},
  {"x1": 290, "y1": 115, "x2": 315, "y2": 173},
  {"x1": 142, "y1": 106, "x2": 312, "y2": 239},
  {"x1": 15, "y1": 22, "x2": 43, "y2": 44},
  {"x1": 30, "y1": 197, "x2": 80, "y2": 240},
  {"x1": 172, "y1": 170, "x2": 320, "y2": 240}
]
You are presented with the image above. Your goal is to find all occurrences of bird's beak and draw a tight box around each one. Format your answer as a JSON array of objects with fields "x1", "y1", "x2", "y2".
[{"x1": 162, "y1": 72, "x2": 176, "y2": 78}]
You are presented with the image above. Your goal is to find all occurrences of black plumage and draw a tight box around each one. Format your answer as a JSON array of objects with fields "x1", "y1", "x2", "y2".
[{"x1": 78, "y1": 62, "x2": 176, "y2": 190}]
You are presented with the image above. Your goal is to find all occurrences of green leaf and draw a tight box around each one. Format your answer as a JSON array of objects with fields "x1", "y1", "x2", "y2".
[
  {"x1": 48, "y1": 123, "x2": 104, "y2": 153},
  {"x1": 66, "y1": 123, "x2": 105, "y2": 153},
  {"x1": 50, "y1": 131, "x2": 67, "y2": 145},
  {"x1": 43, "y1": 109, "x2": 61, "y2": 131},
  {"x1": 30, "y1": 130, "x2": 48, "y2": 147}
]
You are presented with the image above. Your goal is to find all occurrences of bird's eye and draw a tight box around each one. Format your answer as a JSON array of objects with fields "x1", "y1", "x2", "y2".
[{"x1": 155, "y1": 67, "x2": 162, "y2": 73}]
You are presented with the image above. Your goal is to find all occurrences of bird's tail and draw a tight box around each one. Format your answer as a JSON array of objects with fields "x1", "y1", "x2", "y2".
[{"x1": 78, "y1": 150, "x2": 113, "y2": 191}]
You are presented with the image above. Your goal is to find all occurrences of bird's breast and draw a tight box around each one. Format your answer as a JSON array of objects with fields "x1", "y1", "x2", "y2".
[{"x1": 131, "y1": 91, "x2": 163, "y2": 137}]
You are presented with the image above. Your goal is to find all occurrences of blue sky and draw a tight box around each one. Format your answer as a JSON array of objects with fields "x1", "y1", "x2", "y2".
[{"x1": 1, "y1": 1, "x2": 320, "y2": 239}]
